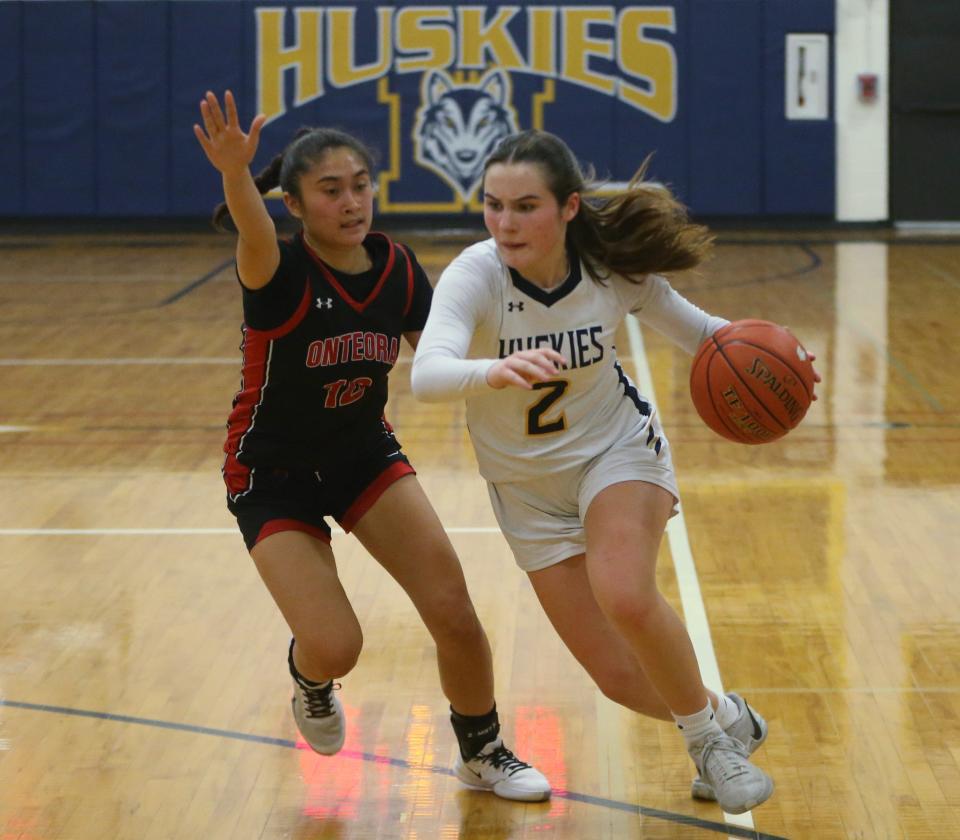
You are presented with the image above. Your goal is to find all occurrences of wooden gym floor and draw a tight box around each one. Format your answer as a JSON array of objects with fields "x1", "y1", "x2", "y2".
[{"x1": 0, "y1": 224, "x2": 958, "y2": 839}]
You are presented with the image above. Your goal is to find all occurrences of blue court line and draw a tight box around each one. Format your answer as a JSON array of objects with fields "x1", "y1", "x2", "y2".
[
  {"x1": 0, "y1": 698, "x2": 787, "y2": 840},
  {"x1": 159, "y1": 257, "x2": 236, "y2": 306},
  {"x1": 699, "y1": 243, "x2": 822, "y2": 291},
  {"x1": 882, "y1": 354, "x2": 944, "y2": 412}
]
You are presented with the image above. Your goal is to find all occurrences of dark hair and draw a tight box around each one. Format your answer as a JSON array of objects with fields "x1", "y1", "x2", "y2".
[
  {"x1": 482, "y1": 129, "x2": 713, "y2": 282},
  {"x1": 212, "y1": 127, "x2": 376, "y2": 230}
]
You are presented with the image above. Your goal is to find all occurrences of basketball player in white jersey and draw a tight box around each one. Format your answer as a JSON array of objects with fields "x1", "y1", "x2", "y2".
[{"x1": 413, "y1": 130, "x2": 817, "y2": 814}]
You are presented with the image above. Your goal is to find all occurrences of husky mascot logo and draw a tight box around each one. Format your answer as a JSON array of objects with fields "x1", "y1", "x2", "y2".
[{"x1": 413, "y1": 68, "x2": 519, "y2": 202}]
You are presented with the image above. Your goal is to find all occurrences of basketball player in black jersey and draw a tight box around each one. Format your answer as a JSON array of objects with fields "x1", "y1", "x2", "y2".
[{"x1": 193, "y1": 90, "x2": 550, "y2": 801}]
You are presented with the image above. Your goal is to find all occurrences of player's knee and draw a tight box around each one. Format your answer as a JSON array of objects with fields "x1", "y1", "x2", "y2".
[
  {"x1": 297, "y1": 628, "x2": 363, "y2": 679},
  {"x1": 595, "y1": 580, "x2": 659, "y2": 631}
]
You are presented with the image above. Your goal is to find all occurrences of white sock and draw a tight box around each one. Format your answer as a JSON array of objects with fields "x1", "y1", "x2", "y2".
[
  {"x1": 673, "y1": 701, "x2": 724, "y2": 746},
  {"x1": 713, "y1": 693, "x2": 739, "y2": 731}
]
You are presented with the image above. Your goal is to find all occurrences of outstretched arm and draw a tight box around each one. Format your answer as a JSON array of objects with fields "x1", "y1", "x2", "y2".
[
  {"x1": 633, "y1": 275, "x2": 821, "y2": 397},
  {"x1": 631, "y1": 274, "x2": 730, "y2": 354},
  {"x1": 194, "y1": 90, "x2": 278, "y2": 290}
]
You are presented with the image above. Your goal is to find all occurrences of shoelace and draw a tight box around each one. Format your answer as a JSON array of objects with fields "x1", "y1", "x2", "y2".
[
  {"x1": 299, "y1": 680, "x2": 341, "y2": 718},
  {"x1": 699, "y1": 734, "x2": 750, "y2": 784},
  {"x1": 477, "y1": 744, "x2": 531, "y2": 777}
]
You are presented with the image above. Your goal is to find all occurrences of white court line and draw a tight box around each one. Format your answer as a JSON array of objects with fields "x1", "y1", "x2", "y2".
[
  {"x1": 0, "y1": 526, "x2": 501, "y2": 536},
  {"x1": 5, "y1": 331, "x2": 753, "y2": 828},
  {"x1": 0, "y1": 357, "x2": 413, "y2": 367},
  {"x1": 741, "y1": 686, "x2": 960, "y2": 695},
  {"x1": 626, "y1": 315, "x2": 754, "y2": 833},
  {"x1": 0, "y1": 358, "x2": 237, "y2": 366}
]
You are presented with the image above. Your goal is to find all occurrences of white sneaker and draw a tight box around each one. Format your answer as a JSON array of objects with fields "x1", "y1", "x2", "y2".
[
  {"x1": 287, "y1": 639, "x2": 345, "y2": 755},
  {"x1": 691, "y1": 693, "x2": 768, "y2": 801},
  {"x1": 291, "y1": 674, "x2": 345, "y2": 755},
  {"x1": 688, "y1": 731, "x2": 774, "y2": 814},
  {"x1": 453, "y1": 737, "x2": 551, "y2": 802}
]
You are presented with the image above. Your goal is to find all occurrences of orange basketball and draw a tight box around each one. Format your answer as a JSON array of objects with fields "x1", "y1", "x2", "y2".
[{"x1": 689, "y1": 319, "x2": 816, "y2": 444}]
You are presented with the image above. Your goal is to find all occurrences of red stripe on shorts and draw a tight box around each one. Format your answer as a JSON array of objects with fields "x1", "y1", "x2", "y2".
[
  {"x1": 254, "y1": 518, "x2": 331, "y2": 547},
  {"x1": 339, "y1": 461, "x2": 415, "y2": 532}
]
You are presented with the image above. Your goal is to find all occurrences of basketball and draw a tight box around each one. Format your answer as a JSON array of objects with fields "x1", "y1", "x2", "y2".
[{"x1": 689, "y1": 319, "x2": 816, "y2": 444}]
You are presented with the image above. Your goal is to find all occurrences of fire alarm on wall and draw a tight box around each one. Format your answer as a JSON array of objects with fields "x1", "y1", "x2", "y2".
[{"x1": 857, "y1": 73, "x2": 879, "y2": 103}]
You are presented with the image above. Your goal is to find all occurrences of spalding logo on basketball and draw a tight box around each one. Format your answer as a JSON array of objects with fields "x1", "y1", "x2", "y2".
[{"x1": 689, "y1": 319, "x2": 816, "y2": 444}]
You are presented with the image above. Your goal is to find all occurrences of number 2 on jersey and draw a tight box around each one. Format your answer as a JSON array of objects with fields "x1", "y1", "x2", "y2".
[{"x1": 526, "y1": 380, "x2": 569, "y2": 435}]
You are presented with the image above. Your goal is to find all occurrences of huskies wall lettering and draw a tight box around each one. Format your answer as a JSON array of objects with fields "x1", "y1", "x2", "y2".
[
  {"x1": 2, "y1": 1, "x2": 835, "y2": 217},
  {"x1": 255, "y1": 4, "x2": 678, "y2": 211}
]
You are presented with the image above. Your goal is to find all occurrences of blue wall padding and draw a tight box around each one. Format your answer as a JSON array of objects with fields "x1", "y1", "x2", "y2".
[
  {"x1": 4, "y1": 0, "x2": 835, "y2": 218},
  {"x1": 688, "y1": 0, "x2": 763, "y2": 215},
  {"x1": 763, "y1": 0, "x2": 836, "y2": 215},
  {"x1": 23, "y1": 2, "x2": 97, "y2": 215},
  {"x1": 614, "y1": 0, "x2": 689, "y2": 203},
  {"x1": 0, "y1": 3, "x2": 23, "y2": 214},
  {"x1": 169, "y1": 2, "x2": 249, "y2": 216},
  {"x1": 96, "y1": 2, "x2": 171, "y2": 215},
  {"x1": 554, "y1": 81, "x2": 621, "y2": 189}
]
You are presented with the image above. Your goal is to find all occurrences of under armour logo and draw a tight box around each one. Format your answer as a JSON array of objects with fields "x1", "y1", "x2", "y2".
[
  {"x1": 316, "y1": 297, "x2": 333, "y2": 309},
  {"x1": 507, "y1": 301, "x2": 524, "y2": 312}
]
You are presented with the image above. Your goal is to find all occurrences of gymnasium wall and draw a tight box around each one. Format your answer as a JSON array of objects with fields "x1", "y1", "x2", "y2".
[
  {"x1": 835, "y1": 0, "x2": 888, "y2": 221},
  {"x1": 0, "y1": 0, "x2": 835, "y2": 219}
]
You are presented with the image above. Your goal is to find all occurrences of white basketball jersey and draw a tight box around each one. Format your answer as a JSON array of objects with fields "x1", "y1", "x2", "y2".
[{"x1": 443, "y1": 240, "x2": 662, "y2": 481}]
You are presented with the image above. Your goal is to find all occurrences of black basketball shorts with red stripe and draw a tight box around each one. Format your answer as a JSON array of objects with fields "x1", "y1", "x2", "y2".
[{"x1": 226, "y1": 430, "x2": 415, "y2": 552}]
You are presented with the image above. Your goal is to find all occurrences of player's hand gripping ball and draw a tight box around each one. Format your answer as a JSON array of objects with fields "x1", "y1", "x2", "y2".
[{"x1": 689, "y1": 319, "x2": 817, "y2": 444}]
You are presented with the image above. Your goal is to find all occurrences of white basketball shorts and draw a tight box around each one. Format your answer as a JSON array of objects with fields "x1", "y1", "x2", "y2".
[{"x1": 487, "y1": 414, "x2": 680, "y2": 572}]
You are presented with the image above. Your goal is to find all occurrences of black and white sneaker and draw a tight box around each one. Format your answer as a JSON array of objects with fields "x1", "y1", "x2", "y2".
[
  {"x1": 454, "y1": 737, "x2": 551, "y2": 801},
  {"x1": 291, "y1": 674, "x2": 344, "y2": 755},
  {"x1": 288, "y1": 640, "x2": 345, "y2": 756}
]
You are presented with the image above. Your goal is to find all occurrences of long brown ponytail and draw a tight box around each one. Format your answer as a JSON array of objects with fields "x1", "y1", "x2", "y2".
[{"x1": 483, "y1": 130, "x2": 713, "y2": 282}]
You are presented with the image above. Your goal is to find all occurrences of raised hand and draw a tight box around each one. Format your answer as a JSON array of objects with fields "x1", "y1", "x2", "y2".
[
  {"x1": 193, "y1": 90, "x2": 266, "y2": 176},
  {"x1": 486, "y1": 348, "x2": 568, "y2": 390}
]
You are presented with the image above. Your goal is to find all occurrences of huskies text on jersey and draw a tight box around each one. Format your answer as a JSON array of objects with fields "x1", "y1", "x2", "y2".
[{"x1": 498, "y1": 326, "x2": 604, "y2": 370}]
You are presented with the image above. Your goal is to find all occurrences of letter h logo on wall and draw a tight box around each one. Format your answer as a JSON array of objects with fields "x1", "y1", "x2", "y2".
[{"x1": 255, "y1": 5, "x2": 679, "y2": 214}]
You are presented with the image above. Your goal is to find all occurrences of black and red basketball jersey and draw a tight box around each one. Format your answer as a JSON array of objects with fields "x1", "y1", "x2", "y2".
[{"x1": 223, "y1": 231, "x2": 431, "y2": 495}]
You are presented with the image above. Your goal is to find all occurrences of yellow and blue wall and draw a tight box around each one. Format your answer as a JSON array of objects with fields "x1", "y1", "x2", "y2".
[{"x1": 0, "y1": 1, "x2": 837, "y2": 218}]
